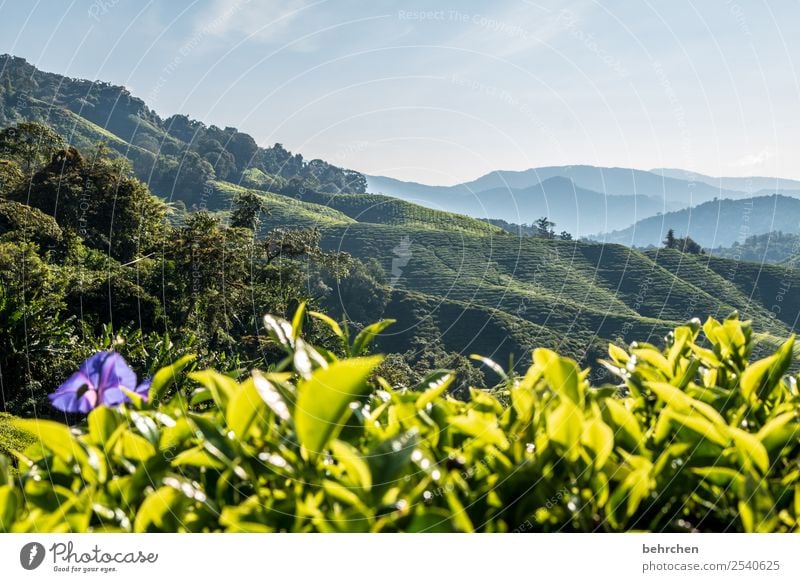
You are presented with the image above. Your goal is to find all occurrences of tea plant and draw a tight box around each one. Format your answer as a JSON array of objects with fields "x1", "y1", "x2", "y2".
[{"x1": 1, "y1": 310, "x2": 798, "y2": 532}]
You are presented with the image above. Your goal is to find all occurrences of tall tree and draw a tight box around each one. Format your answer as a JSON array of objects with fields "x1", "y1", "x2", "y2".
[
  {"x1": 678, "y1": 236, "x2": 704, "y2": 255},
  {"x1": 535, "y1": 217, "x2": 556, "y2": 239},
  {"x1": 664, "y1": 229, "x2": 677, "y2": 249}
]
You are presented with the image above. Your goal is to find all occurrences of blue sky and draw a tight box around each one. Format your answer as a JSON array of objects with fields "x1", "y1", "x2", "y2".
[{"x1": 1, "y1": 0, "x2": 799, "y2": 184}]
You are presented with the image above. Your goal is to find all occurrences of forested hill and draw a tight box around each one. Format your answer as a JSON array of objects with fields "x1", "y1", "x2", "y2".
[{"x1": 0, "y1": 54, "x2": 367, "y2": 204}]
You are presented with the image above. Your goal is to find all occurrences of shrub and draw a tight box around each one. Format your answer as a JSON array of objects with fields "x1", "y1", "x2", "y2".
[
  {"x1": 1, "y1": 310, "x2": 799, "y2": 532},
  {"x1": 0, "y1": 413, "x2": 34, "y2": 461}
]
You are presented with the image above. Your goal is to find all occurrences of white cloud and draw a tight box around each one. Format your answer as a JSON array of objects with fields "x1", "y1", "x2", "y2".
[
  {"x1": 194, "y1": 0, "x2": 317, "y2": 46},
  {"x1": 734, "y1": 149, "x2": 774, "y2": 168}
]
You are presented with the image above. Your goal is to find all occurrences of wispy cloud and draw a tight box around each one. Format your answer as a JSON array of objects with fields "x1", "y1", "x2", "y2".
[
  {"x1": 734, "y1": 149, "x2": 773, "y2": 168},
  {"x1": 194, "y1": 0, "x2": 318, "y2": 46}
]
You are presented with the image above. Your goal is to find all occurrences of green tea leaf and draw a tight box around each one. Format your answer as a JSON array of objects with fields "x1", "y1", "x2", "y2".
[
  {"x1": 534, "y1": 349, "x2": 582, "y2": 405},
  {"x1": 87, "y1": 406, "x2": 122, "y2": 447},
  {"x1": 309, "y1": 311, "x2": 345, "y2": 341},
  {"x1": 12, "y1": 419, "x2": 82, "y2": 463},
  {"x1": 546, "y1": 401, "x2": 583, "y2": 460},
  {"x1": 450, "y1": 410, "x2": 509, "y2": 449},
  {"x1": 134, "y1": 486, "x2": 184, "y2": 532},
  {"x1": 188, "y1": 370, "x2": 237, "y2": 410},
  {"x1": 729, "y1": 427, "x2": 770, "y2": 474},
  {"x1": 225, "y1": 378, "x2": 265, "y2": 440},
  {"x1": 294, "y1": 355, "x2": 383, "y2": 457},
  {"x1": 330, "y1": 439, "x2": 372, "y2": 491},
  {"x1": 414, "y1": 370, "x2": 454, "y2": 410},
  {"x1": 603, "y1": 398, "x2": 643, "y2": 450},
  {"x1": 351, "y1": 320, "x2": 395, "y2": 357},
  {"x1": 758, "y1": 412, "x2": 799, "y2": 453},
  {"x1": 0, "y1": 485, "x2": 18, "y2": 532},
  {"x1": 581, "y1": 418, "x2": 614, "y2": 469},
  {"x1": 149, "y1": 354, "x2": 196, "y2": 402},
  {"x1": 252, "y1": 371, "x2": 291, "y2": 422},
  {"x1": 291, "y1": 301, "x2": 307, "y2": 340}
]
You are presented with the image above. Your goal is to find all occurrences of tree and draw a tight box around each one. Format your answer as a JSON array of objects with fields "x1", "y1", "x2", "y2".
[
  {"x1": 0, "y1": 122, "x2": 65, "y2": 174},
  {"x1": 12, "y1": 146, "x2": 167, "y2": 263},
  {"x1": 534, "y1": 217, "x2": 556, "y2": 239},
  {"x1": 664, "y1": 229, "x2": 677, "y2": 249},
  {"x1": 677, "y1": 236, "x2": 704, "y2": 255},
  {"x1": 0, "y1": 159, "x2": 23, "y2": 195},
  {"x1": 344, "y1": 169, "x2": 368, "y2": 193},
  {"x1": 230, "y1": 190, "x2": 269, "y2": 231},
  {"x1": 559, "y1": 231, "x2": 572, "y2": 241},
  {"x1": 328, "y1": 257, "x2": 389, "y2": 325}
]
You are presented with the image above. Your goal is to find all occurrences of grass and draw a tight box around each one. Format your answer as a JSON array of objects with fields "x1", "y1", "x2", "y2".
[{"x1": 0, "y1": 412, "x2": 33, "y2": 460}]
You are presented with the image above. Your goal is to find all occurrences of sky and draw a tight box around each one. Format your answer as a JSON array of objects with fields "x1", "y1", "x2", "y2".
[{"x1": 1, "y1": 0, "x2": 799, "y2": 184}]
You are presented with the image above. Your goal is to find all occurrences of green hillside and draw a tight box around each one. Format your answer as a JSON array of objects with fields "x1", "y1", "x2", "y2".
[
  {"x1": 2, "y1": 54, "x2": 799, "y2": 387},
  {"x1": 211, "y1": 181, "x2": 356, "y2": 228},
  {"x1": 210, "y1": 180, "x2": 506, "y2": 236},
  {"x1": 188, "y1": 170, "x2": 800, "y2": 369},
  {"x1": 710, "y1": 231, "x2": 800, "y2": 264},
  {"x1": 204, "y1": 176, "x2": 800, "y2": 370}
]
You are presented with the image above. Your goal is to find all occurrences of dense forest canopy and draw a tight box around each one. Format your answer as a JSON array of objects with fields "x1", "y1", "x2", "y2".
[
  {"x1": 0, "y1": 121, "x2": 361, "y2": 414},
  {"x1": 0, "y1": 54, "x2": 367, "y2": 208}
]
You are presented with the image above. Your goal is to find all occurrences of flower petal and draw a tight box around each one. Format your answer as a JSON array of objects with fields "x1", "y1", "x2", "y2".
[
  {"x1": 48, "y1": 371, "x2": 97, "y2": 413},
  {"x1": 99, "y1": 352, "x2": 137, "y2": 390},
  {"x1": 78, "y1": 351, "x2": 111, "y2": 387},
  {"x1": 100, "y1": 386, "x2": 128, "y2": 406},
  {"x1": 134, "y1": 378, "x2": 152, "y2": 401},
  {"x1": 96, "y1": 352, "x2": 138, "y2": 406}
]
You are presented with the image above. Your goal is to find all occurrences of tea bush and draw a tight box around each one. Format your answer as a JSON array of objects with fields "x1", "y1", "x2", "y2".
[{"x1": 1, "y1": 309, "x2": 799, "y2": 532}]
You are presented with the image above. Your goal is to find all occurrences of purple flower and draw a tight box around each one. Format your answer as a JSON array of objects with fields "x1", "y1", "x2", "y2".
[{"x1": 49, "y1": 351, "x2": 151, "y2": 413}]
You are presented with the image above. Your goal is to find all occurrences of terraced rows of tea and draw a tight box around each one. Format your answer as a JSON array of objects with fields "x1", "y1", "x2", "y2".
[{"x1": 205, "y1": 178, "x2": 799, "y2": 366}]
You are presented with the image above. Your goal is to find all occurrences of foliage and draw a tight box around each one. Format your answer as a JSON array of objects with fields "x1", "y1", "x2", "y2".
[
  {"x1": 664, "y1": 228, "x2": 704, "y2": 255},
  {"x1": 0, "y1": 128, "x2": 364, "y2": 413},
  {"x1": 230, "y1": 190, "x2": 269, "y2": 230},
  {"x1": 3, "y1": 310, "x2": 799, "y2": 533},
  {"x1": 0, "y1": 121, "x2": 64, "y2": 174},
  {"x1": 7, "y1": 63, "x2": 800, "y2": 384},
  {"x1": 481, "y1": 217, "x2": 573, "y2": 240},
  {"x1": 0, "y1": 55, "x2": 368, "y2": 206},
  {"x1": 534, "y1": 216, "x2": 556, "y2": 239},
  {"x1": 0, "y1": 413, "x2": 34, "y2": 461},
  {"x1": 710, "y1": 231, "x2": 800, "y2": 264}
]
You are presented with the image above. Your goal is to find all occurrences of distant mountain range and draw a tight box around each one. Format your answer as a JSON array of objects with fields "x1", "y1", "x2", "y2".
[
  {"x1": 368, "y1": 174, "x2": 666, "y2": 234},
  {"x1": 367, "y1": 166, "x2": 800, "y2": 237},
  {"x1": 595, "y1": 194, "x2": 800, "y2": 248},
  {"x1": 651, "y1": 168, "x2": 800, "y2": 193}
]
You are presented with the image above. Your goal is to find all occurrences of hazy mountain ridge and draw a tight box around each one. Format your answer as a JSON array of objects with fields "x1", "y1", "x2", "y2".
[
  {"x1": 596, "y1": 194, "x2": 800, "y2": 248},
  {"x1": 366, "y1": 165, "x2": 782, "y2": 236},
  {"x1": 652, "y1": 167, "x2": 800, "y2": 193}
]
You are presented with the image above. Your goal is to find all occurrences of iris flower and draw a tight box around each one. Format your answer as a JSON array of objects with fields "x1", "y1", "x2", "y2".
[{"x1": 48, "y1": 351, "x2": 151, "y2": 413}]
